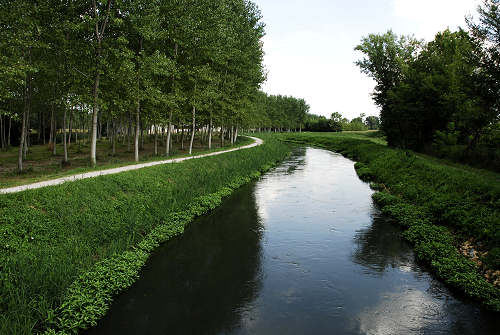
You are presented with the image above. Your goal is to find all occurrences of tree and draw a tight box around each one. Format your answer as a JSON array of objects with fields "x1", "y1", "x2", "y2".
[
  {"x1": 355, "y1": 31, "x2": 422, "y2": 146},
  {"x1": 365, "y1": 116, "x2": 380, "y2": 130},
  {"x1": 329, "y1": 112, "x2": 343, "y2": 132}
]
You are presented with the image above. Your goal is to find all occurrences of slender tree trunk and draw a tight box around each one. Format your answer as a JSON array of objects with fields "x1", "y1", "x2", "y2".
[
  {"x1": 18, "y1": 106, "x2": 27, "y2": 172},
  {"x1": 8, "y1": 116, "x2": 12, "y2": 147},
  {"x1": 154, "y1": 125, "x2": 158, "y2": 156},
  {"x1": 208, "y1": 116, "x2": 213, "y2": 149},
  {"x1": 140, "y1": 124, "x2": 144, "y2": 150},
  {"x1": 23, "y1": 103, "x2": 30, "y2": 159},
  {"x1": 127, "y1": 112, "x2": 131, "y2": 152},
  {"x1": 234, "y1": 125, "x2": 238, "y2": 143},
  {"x1": 68, "y1": 108, "x2": 73, "y2": 147},
  {"x1": 42, "y1": 111, "x2": 46, "y2": 145},
  {"x1": 166, "y1": 111, "x2": 173, "y2": 156},
  {"x1": 53, "y1": 115, "x2": 57, "y2": 156},
  {"x1": 90, "y1": 69, "x2": 100, "y2": 167},
  {"x1": 189, "y1": 106, "x2": 196, "y2": 154},
  {"x1": 63, "y1": 107, "x2": 68, "y2": 163},
  {"x1": 112, "y1": 120, "x2": 116, "y2": 155},
  {"x1": 37, "y1": 111, "x2": 41, "y2": 143},
  {"x1": 221, "y1": 125, "x2": 224, "y2": 147},
  {"x1": 134, "y1": 101, "x2": 140, "y2": 162},
  {"x1": 181, "y1": 124, "x2": 184, "y2": 150},
  {"x1": 7, "y1": 116, "x2": 11, "y2": 147},
  {"x1": 0, "y1": 115, "x2": 4, "y2": 150}
]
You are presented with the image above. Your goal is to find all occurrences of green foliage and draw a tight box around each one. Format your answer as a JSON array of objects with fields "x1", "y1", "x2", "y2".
[
  {"x1": 356, "y1": 5, "x2": 499, "y2": 170},
  {"x1": 250, "y1": 93, "x2": 310, "y2": 131},
  {"x1": 0, "y1": 135, "x2": 290, "y2": 334},
  {"x1": 281, "y1": 132, "x2": 500, "y2": 311}
]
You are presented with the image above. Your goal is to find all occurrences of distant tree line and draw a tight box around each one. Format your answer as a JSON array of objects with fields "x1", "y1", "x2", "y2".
[
  {"x1": 355, "y1": 0, "x2": 499, "y2": 169},
  {"x1": 0, "y1": 0, "x2": 309, "y2": 172},
  {"x1": 303, "y1": 112, "x2": 380, "y2": 132},
  {"x1": 249, "y1": 92, "x2": 310, "y2": 132}
]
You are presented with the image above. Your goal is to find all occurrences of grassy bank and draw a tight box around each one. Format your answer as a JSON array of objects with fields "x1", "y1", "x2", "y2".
[
  {"x1": 0, "y1": 135, "x2": 290, "y2": 335},
  {"x1": 281, "y1": 132, "x2": 500, "y2": 311},
  {"x1": 0, "y1": 136, "x2": 252, "y2": 189}
]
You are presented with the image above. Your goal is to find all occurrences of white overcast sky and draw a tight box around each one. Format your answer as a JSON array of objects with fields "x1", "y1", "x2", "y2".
[{"x1": 253, "y1": 0, "x2": 481, "y2": 119}]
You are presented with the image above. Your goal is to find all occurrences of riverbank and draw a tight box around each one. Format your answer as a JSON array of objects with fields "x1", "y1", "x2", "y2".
[
  {"x1": 0, "y1": 135, "x2": 291, "y2": 335},
  {"x1": 281, "y1": 132, "x2": 500, "y2": 312}
]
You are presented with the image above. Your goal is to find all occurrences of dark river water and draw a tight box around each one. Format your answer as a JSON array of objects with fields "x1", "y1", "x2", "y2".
[{"x1": 88, "y1": 147, "x2": 499, "y2": 335}]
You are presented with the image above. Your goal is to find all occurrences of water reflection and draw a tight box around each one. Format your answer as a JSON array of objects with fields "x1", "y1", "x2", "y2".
[
  {"x1": 88, "y1": 147, "x2": 500, "y2": 335},
  {"x1": 352, "y1": 213, "x2": 416, "y2": 274},
  {"x1": 87, "y1": 183, "x2": 264, "y2": 335}
]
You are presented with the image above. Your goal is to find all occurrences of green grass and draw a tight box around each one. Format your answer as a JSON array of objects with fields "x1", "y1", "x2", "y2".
[
  {"x1": 0, "y1": 134, "x2": 291, "y2": 335},
  {"x1": 281, "y1": 131, "x2": 500, "y2": 311},
  {"x1": 0, "y1": 135, "x2": 251, "y2": 189}
]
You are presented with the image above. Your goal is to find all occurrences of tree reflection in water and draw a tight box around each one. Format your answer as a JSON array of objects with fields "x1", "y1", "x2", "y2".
[
  {"x1": 87, "y1": 183, "x2": 264, "y2": 335},
  {"x1": 351, "y1": 212, "x2": 416, "y2": 274}
]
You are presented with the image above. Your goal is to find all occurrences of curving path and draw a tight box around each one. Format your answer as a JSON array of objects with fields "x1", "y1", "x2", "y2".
[{"x1": 0, "y1": 136, "x2": 263, "y2": 195}]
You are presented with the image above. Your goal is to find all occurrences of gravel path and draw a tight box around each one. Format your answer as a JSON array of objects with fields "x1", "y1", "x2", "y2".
[{"x1": 0, "y1": 136, "x2": 264, "y2": 195}]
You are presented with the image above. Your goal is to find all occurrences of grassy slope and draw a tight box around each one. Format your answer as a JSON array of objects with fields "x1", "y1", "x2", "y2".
[
  {"x1": 0, "y1": 135, "x2": 290, "y2": 335},
  {"x1": 282, "y1": 131, "x2": 500, "y2": 311},
  {"x1": 0, "y1": 136, "x2": 252, "y2": 189}
]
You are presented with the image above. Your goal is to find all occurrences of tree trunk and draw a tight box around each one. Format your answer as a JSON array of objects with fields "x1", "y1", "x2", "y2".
[
  {"x1": 140, "y1": 124, "x2": 144, "y2": 150},
  {"x1": 37, "y1": 111, "x2": 41, "y2": 143},
  {"x1": 181, "y1": 124, "x2": 184, "y2": 150},
  {"x1": 166, "y1": 110, "x2": 173, "y2": 156},
  {"x1": 63, "y1": 107, "x2": 68, "y2": 163},
  {"x1": 68, "y1": 108, "x2": 73, "y2": 147},
  {"x1": 134, "y1": 101, "x2": 140, "y2": 162},
  {"x1": 18, "y1": 107, "x2": 27, "y2": 172},
  {"x1": 8, "y1": 116, "x2": 11, "y2": 147},
  {"x1": 154, "y1": 125, "x2": 158, "y2": 156},
  {"x1": 221, "y1": 125, "x2": 224, "y2": 147},
  {"x1": 208, "y1": 116, "x2": 213, "y2": 149},
  {"x1": 18, "y1": 72, "x2": 31, "y2": 172},
  {"x1": 234, "y1": 125, "x2": 238, "y2": 143},
  {"x1": 90, "y1": 69, "x2": 100, "y2": 167},
  {"x1": 127, "y1": 112, "x2": 131, "y2": 152},
  {"x1": 112, "y1": 120, "x2": 116, "y2": 155},
  {"x1": 53, "y1": 115, "x2": 57, "y2": 156},
  {"x1": 23, "y1": 99, "x2": 30, "y2": 159},
  {"x1": 42, "y1": 110, "x2": 46, "y2": 145},
  {"x1": 189, "y1": 106, "x2": 196, "y2": 154},
  {"x1": 1, "y1": 115, "x2": 4, "y2": 150}
]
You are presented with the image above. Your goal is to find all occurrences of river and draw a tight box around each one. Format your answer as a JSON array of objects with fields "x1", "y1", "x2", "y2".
[{"x1": 87, "y1": 147, "x2": 498, "y2": 335}]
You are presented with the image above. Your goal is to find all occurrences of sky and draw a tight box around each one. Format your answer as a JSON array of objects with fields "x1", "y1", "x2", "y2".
[{"x1": 252, "y1": 0, "x2": 482, "y2": 119}]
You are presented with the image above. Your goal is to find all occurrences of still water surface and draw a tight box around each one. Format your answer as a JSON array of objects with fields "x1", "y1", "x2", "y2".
[{"x1": 88, "y1": 147, "x2": 499, "y2": 334}]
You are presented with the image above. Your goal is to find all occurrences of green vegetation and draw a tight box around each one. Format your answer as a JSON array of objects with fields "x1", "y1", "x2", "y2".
[
  {"x1": 303, "y1": 112, "x2": 380, "y2": 132},
  {"x1": 281, "y1": 132, "x2": 500, "y2": 311},
  {"x1": 0, "y1": 135, "x2": 252, "y2": 189},
  {"x1": 249, "y1": 93, "x2": 310, "y2": 132},
  {"x1": 0, "y1": 0, "x2": 308, "y2": 173},
  {"x1": 355, "y1": 1, "x2": 499, "y2": 170},
  {"x1": 0, "y1": 135, "x2": 290, "y2": 335}
]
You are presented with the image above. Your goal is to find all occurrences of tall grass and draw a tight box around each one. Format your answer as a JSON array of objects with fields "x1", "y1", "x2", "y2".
[{"x1": 0, "y1": 135, "x2": 290, "y2": 334}]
